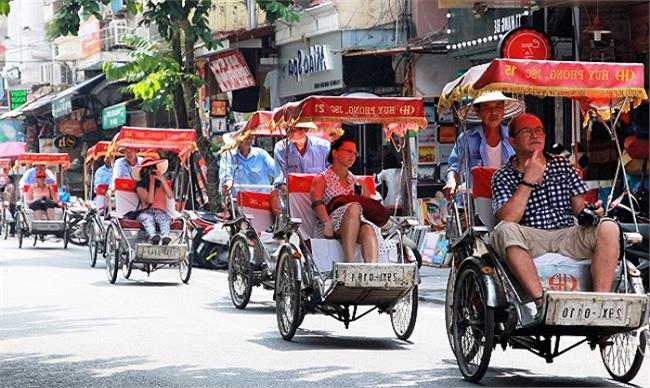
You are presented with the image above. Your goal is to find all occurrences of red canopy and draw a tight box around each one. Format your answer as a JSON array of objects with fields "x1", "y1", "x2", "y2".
[
  {"x1": 242, "y1": 111, "x2": 285, "y2": 136},
  {"x1": 15, "y1": 153, "x2": 70, "y2": 168},
  {"x1": 438, "y1": 59, "x2": 647, "y2": 113},
  {"x1": 85, "y1": 141, "x2": 111, "y2": 164},
  {"x1": 272, "y1": 96, "x2": 428, "y2": 138},
  {"x1": 107, "y1": 127, "x2": 198, "y2": 162}
]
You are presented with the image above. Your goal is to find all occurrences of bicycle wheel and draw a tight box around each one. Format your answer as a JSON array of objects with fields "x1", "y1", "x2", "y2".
[
  {"x1": 275, "y1": 249, "x2": 302, "y2": 341},
  {"x1": 228, "y1": 235, "x2": 253, "y2": 309}
]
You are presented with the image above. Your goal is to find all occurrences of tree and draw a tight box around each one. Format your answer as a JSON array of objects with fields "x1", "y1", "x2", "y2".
[{"x1": 43, "y1": 0, "x2": 297, "y2": 207}]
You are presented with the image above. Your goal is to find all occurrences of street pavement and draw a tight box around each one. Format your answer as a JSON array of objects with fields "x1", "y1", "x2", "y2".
[{"x1": 1, "y1": 238, "x2": 648, "y2": 387}]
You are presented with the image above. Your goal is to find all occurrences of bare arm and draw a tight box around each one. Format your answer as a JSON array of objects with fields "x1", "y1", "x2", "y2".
[
  {"x1": 26, "y1": 187, "x2": 35, "y2": 205},
  {"x1": 159, "y1": 178, "x2": 173, "y2": 199},
  {"x1": 311, "y1": 175, "x2": 330, "y2": 224},
  {"x1": 495, "y1": 184, "x2": 534, "y2": 222}
]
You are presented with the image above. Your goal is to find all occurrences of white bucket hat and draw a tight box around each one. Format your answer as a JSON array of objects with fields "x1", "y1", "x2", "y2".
[{"x1": 457, "y1": 91, "x2": 525, "y2": 123}]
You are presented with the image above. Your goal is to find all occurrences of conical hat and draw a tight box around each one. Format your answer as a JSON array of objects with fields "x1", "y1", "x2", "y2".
[{"x1": 457, "y1": 91, "x2": 525, "y2": 123}]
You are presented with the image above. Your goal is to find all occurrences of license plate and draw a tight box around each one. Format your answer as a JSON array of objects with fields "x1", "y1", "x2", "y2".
[
  {"x1": 545, "y1": 292, "x2": 647, "y2": 327},
  {"x1": 337, "y1": 264, "x2": 415, "y2": 289},
  {"x1": 138, "y1": 245, "x2": 182, "y2": 260},
  {"x1": 32, "y1": 222, "x2": 63, "y2": 231}
]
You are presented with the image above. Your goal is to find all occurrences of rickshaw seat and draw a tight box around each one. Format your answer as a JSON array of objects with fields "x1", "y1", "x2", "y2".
[
  {"x1": 287, "y1": 173, "x2": 397, "y2": 272},
  {"x1": 471, "y1": 166, "x2": 590, "y2": 268},
  {"x1": 236, "y1": 190, "x2": 273, "y2": 234},
  {"x1": 118, "y1": 218, "x2": 184, "y2": 230},
  {"x1": 94, "y1": 184, "x2": 108, "y2": 209}
]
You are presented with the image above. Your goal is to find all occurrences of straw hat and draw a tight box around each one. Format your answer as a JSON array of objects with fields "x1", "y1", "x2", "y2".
[
  {"x1": 457, "y1": 91, "x2": 525, "y2": 123},
  {"x1": 131, "y1": 158, "x2": 169, "y2": 182},
  {"x1": 293, "y1": 121, "x2": 318, "y2": 130},
  {"x1": 222, "y1": 122, "x2": 248, "y2": 148}
]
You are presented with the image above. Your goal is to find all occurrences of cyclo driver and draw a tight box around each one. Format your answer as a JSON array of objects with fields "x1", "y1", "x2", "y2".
[{"x1": 489, "y1": 113, "x2": 619, "y2": 316}]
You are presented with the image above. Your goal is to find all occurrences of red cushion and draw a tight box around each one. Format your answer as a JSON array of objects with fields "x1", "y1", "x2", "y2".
[
  {"x1": 288, "y1": 173, "x2": 317, "y2": 193},
  {"x1": 95, "y1": 184, "x2": 108, "y2": 195},
  {"x1": 118, "y1": 218, "x2": 184, "y2": 230},
  {"x1": 114, "y1": 178, "x2": 136, "y2": 192},
  {"x1": 237, "y1": 191, "x2": 271, "y2": 210},
  {"x1": 471, "y1": 167, "x2": 497, "y2": 199},
  {"x1": 624, "y1": 135, "x2": 649, "y2": 159}
]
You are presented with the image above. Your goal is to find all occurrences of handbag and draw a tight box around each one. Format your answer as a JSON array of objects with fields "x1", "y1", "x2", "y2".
[
  {"x1": 123, "y1": 199, "x2": 149, "y2": 220},
  {"x1": 327, "y1": 194, "x2": 391, "y2": 227}
]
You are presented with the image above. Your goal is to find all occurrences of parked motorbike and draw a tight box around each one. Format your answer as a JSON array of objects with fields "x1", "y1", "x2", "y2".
[
  {"x1": 186, "y1": 210, "x2": 229, "y2": 270},
  {"x1": 66, "y1": 203, "x2": 89, "y2": 246}
]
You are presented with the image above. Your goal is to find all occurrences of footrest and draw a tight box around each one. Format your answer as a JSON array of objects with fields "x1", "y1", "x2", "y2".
[
  {"x1": 323, "y1": 263, "x2": 417, "y2": 305},
  {"x1": 135, "y1": 243, "x2": 187, "y2": 263},
  {"x1": 544, "y1": 291, "x2": 648, "y2": 328}
]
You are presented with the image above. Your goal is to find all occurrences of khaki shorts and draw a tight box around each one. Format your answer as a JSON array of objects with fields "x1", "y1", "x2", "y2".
[{"x1": 489, "y1": 219, "x2": 617, "y2": 260}]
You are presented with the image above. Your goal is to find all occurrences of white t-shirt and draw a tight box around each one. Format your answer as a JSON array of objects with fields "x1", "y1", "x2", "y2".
[
  {"x1": 376, "y1": 168, "x2": 402, "y2": 208},
  {"x1": 486, "y1": 142, "x2": 502, "y2": 168}
]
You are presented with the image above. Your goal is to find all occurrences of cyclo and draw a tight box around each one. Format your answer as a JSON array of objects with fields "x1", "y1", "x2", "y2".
[
  {"x1": 223, "y1": 110, "x2": 288, "y2": 308},
  {"x1": 103, "y1": 127, "x2": 201, "y2": 284},
  {"x1": 439, "y1": 58, "x2": 649, "y2": 383},
  {"x1": 0, "y1": 158, "x2": 12, "y2": 239},
  {"x1": 246, "y1": 96, "x2": 424, "y2": 341},
  {"x1": 13, "y1": 153, "x2": 70, "y2": 249}
]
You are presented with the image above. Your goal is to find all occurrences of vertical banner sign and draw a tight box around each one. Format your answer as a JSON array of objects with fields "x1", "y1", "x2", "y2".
[
  {"x1": 51, "y1": 95, "x2": 72, "y2": 118},
  {"x1": 102, "y1": 102, "x2": 127, "y2": 129},
  {"x1": 209, "y1": 49, "x2": 256, "y2": 92},
  {"x1": 79, "y1": 16, "x2": 101, "y2": 59},
  {"x1": 8, "y1": 89, "x2": 29, "y2": 110}
]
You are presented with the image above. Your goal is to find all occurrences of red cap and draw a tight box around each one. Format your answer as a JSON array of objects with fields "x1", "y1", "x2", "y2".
[
  {"x1": 509, "y1": 113, "x2": 543, "y2": 136},
  {"x1": 36, "y1": 171, "x2": 46, "y2": 178}
]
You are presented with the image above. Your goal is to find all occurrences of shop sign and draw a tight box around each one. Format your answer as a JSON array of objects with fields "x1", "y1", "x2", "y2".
[
  {"x1": 58, "y1": 119, "x2": 83, "y2": 137},
  {"x1": 102, "y1": 102, "x2": 127, "y2": 129},
  {"x1": 54, "y1": 134, "x2": 78, "y2": 150},
  {"x1": 209, "y1": 49, "x2": 256, "y2": 92},
  {"x1": 52, "y1": 95, "x2": 72, "y2": 118},
  {"x1": 287, "y1": 45, "x2": 332, "y2": 83},
  {"x1": 8, "y1": 89, "x2": 30, "y2": 110},
  {"x1": 500, "y1": 27, "x2": 553, "y2": 60},
  {"x1": 80, "y1": 16, "x2": 101, "y2": 59}
]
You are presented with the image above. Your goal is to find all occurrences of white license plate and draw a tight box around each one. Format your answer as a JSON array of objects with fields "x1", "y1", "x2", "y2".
[
  {"x1": 139, "y1": 245, "x2": 181, "y2": 260},
  {"x1": 32, "y1": 222, "x2": 62, "y2": 231},
  {"x1": 338, "y1": 264, "x2": 415, "y2": 288},
  {"x1": 548, "y1": 299, "x2": 630, "y2": 326}
]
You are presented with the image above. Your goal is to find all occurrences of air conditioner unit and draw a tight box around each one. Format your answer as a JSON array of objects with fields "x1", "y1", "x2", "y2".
[
  {"x1": 107, "y1": 19, "x2": 129, "y2": 48},
  {"x1": 40, "y1": 63, "x2": 53, "y2": 84}
]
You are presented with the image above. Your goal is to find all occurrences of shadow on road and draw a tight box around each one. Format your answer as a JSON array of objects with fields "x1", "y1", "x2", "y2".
[
  {"x1": 0, "y1": 352, "x2": 633, "y2": 388},
  {"x1": 205, "y1": 297, "x2": 276, "y2": 316}
]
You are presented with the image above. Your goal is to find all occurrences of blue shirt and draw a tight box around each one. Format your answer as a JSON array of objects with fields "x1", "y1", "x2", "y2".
[
  {"x1": 273, "y1": 136, "x2": 330, "y2": 186},
  {"x1": 219, "y1": 147, "x2": 275, "y2": 194},
  {"x1": 447, "y1": 123, "x2": 515, "y2": 186},
  {"x1": 111, "y1": 156, "x2": 142, "y2": 187},
  {"x1": 94, "y1": 165, "x2": 113, "y2": 190},
  {"x1": 19, "y1": 168, "x2": 56, "y2": 187}
]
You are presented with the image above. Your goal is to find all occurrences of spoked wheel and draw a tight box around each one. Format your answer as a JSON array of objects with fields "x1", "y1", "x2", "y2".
[
  {"x1": 87, "y1": 219, "x2": 99, "y2": 267},
  {"x1": 122, "y1": 250, "x2": 133, "y2": 279},
  {"x1": 2, "y1": 212, "x2": 8, "y2": 240},
  {"x1": 275, "y1": 249, "x2": 302, "y2": 341},
  {"x1": 600, "y1": 269, "x2": 647, "y2": 382},
  {"x1": 445, "y1": 266, "x2": 457, "y2": 351},
  {"x1": 600, "y1": 329, "x2": 646, "y2": 383},
  {"x1": 228, "y1": 236, "x2": 253, "y2": 309},
  {"x1": 179, "y1": 249, "x2": 192, "y2": 284},
  {"x1": 104, "y1": 226, "x2": 119, "y2": 284},
  {"x1": 16, "y1": 213, "x2": 23, "y2": 248},
  {"x1": 390, "y1": 286, "x2": 418, "y2": 341},
  {"x1": 452, "y1": 264, "x2": 494, "y2": 383}
]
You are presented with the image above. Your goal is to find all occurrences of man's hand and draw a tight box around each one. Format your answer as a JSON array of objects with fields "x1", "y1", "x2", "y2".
[
  {"x1": 323, "y1": 220, "x2": 334, "y2": 238},
  {"x1": 592, "y1": 200, "x2": 605, "y2": 217},
  {"x1": 222, "y1": 181, "x2": 232, "y2": 196},
  {"x1": 523, "y1": 150, "x2": 546, "y2": 185},
  {"x1": 442, "y1": 176, "x2": 457, "y2": 200}
]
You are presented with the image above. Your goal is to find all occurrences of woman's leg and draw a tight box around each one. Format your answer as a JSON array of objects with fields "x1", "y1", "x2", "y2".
[
  {"x1": 34, "y1": 210, "x2": 44, "y2": 220},
  {"x1": 46, "y1": 207, "x2": 55, "y2": 220},
  {"x1": 154, "y1": 210, "x2": 171, "y2": 237},
  {"x1": 357, "y1": 223, "x2": 379, "y2": 263},
  {"x1": 338, "y1": 203, "x2": 362, "y2": 262},
  {"x1": 137, "y1": 211, "x2": 157, "y2": 239}
]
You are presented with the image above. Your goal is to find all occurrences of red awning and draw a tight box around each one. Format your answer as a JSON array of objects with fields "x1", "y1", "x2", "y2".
[
  {"x1": 107, "y1": 127, "x2": 198, "y2": 162},
  {"x1": 15, "y1": 153, "x2": 70, "y2": 168},
  {"x1": 273, "y1": 96, "x2": 428, "y2": 139},
  {"x1": 438, "y1": 59, "x2": 648, "y2": 113}
]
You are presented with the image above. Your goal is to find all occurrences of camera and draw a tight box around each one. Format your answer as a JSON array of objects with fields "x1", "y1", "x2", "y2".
[{"x1": 577, "y1": 203, "x2": 600, "y2": 226}]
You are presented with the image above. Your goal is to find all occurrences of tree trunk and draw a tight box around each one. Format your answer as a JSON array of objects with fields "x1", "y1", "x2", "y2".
[{"x1": 171, "y1": 30, "x2": 189, "y2": 129}]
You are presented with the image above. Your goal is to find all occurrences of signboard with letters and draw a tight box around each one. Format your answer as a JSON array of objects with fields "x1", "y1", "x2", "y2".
[
  {"x1": 52, "y1": 95, "x2": 72, "y2": 118},
  {"x1": 102, "y1": 102, "x2": 127, "y2": 129},
  {"x1": 54, "y1": 134, "x2": 79, "y2": 150},
  {"x1": 79, "y1": 16, "x2": 101, "y2": 59},
  {"x1": 209, "y1": 49, "x2": 256, "y2": 92},
  {"x1": 8, "y1": 89, "x2": 30, "y2": 110},
  {"x1": 500, "y1": 27, "x2": 553, "y2": 60}
]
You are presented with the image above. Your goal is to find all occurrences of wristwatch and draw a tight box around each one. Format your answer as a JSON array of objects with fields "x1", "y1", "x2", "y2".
[{"x1": 520, "y1": 179, "x2": 536, "y2": 188}]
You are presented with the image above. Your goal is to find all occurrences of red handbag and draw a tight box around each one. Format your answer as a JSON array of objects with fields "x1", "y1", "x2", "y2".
[{"x1": 327, "y1": 195, "x2": 390, "y2": 226}]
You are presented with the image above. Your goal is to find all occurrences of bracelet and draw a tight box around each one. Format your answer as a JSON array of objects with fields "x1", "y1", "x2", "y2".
[
  {"x1": 311, "y1": 200, "x2": 325, "y2": 209},
  {"x1": 520, "y1": 179, "x2": 536, "y2": 188}
]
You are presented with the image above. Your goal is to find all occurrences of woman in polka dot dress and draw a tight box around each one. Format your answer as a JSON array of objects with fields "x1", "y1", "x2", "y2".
[{"x1": 311, "y1": 136, "x2": 395, "y2": 263}]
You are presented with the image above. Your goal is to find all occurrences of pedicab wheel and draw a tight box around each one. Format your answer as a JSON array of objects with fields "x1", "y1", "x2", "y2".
[
  {"x1": 87, "y1": 220, "x2": 98, "y2": 267},
  {"x1": 445, "y1": 267, "x2": 456, "y2": 351},
  {"x1": 452, "y1": 264, "x2": 494, "y2": 383},
  {"x1": 122, "y1": 251, "x2": 133, "y2": 279},
  {"x1": 104, "y1": 226, "x2": 119, "y2": 284},
  {"x1": 16, "y1": 213, "x2": 23, "y2": 248},
  {"x1": 179, "y1": 251, "x2": 192, "y2": 284},
  {"x1": 2, "y1": 216, "x2": 8, "y2": 240},
  {"x1": 390, "y1": 285, "x2": 418, "y2": 341},
  {"x1": 600, "y1": 329, "x2": 646, "y2": 383},
  {"x1": 275, "y1": 249, "x2": 302, "y2": 341},
  {"x1": 228, "y1": 236, "x2": 253, "y2": 309}
]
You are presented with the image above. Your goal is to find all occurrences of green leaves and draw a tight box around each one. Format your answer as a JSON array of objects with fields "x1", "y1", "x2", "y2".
[
  {"x1": 0, "y1": 0, "x2": 11, "y2": 16},
  {"x1": 256, "y1": 0, "x2": 300, "y2": 24}
]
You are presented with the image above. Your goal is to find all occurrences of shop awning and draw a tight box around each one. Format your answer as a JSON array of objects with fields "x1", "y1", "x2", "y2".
[{"x1": 52, "y1": 74, "x2": 105, "y2": 101}]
